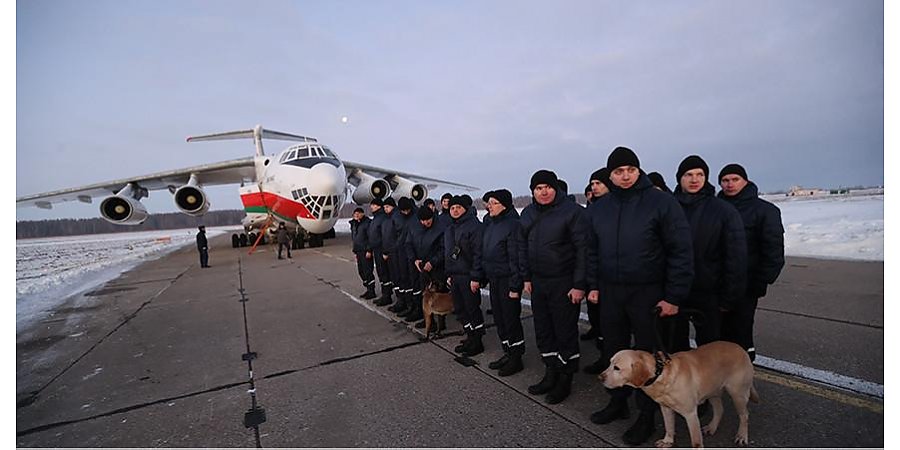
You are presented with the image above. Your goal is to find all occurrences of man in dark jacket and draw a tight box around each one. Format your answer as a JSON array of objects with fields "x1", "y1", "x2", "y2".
[
  {"x1": 406, "y1": 206, "x2": 447, "y2": 327},
  {"x1": 276, "y1": 222, "x2": 292, "y2": 260},
  {"x1": 445, "y1": 194, "x2": 486, "y2": 356},
  {"x1": 368, "y1": 198, "x2": 393, "y2": 304},
  {"x1": 717, "y1": 163, "x2": 785, "y2": 361},
  {"x1": 519, "y1": 170, "x2": 590, "y2": 405},
  {"x1": 375, "y1": 198, "x2": 399, "y2": 307},
  {"x1": 196, "y1": 225, "x2": 209, "y2": 268},
  {"x1": 350, "y1": 207, "x2": 377, "y2": 299},
  {"x1": 478, "y1": 189, "x2": 525, "y2": 377},
  {"x1": 387, "y1": 197, "x2": 418, "y2": 316},
  {"x1": 582, "y1": 167, "x2": 610, "y2": 375},
  {"x1": 672, "y1": 155, "x2": 747, "y2": 351},
  {"x1": 585, "y1": 147, "x2": 693, "y2": 445},
  {"x1": 438, "y1": 192, "x2": 453, "y2": 227}
]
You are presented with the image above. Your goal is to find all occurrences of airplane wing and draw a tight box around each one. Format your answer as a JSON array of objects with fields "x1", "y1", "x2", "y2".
[
  {"x1": 343, "y1": 160, "x2": 479, "y2": 191},
  {"x1": 16, "y1": 157, "x2": 257, "y2": 209}
]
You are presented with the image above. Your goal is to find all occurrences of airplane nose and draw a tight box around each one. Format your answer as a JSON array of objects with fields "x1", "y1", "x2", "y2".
[{"x1": 308, "y1": 163, "x2": 343, "y2": 193}]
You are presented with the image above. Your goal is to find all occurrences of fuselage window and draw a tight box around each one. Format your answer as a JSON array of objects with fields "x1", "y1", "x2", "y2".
[
  {"x1": 322, "y1": 209, "x2": 332, "y2": 220},
  {"x1": 292, "y1": 190, "x2": 299, "y2": 200}
]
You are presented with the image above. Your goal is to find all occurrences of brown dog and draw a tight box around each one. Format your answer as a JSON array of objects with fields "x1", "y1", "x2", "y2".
[
  {"x1": 422, "y1": 280, "x2": 454, "y2": 339},
  {"x1": 599, "y1": 341, "x2": 759, "y2": 448}
]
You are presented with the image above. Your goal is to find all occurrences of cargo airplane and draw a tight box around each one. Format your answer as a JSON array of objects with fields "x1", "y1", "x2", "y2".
[{"x1": 17, "y1": 125, "x2": 477, "y2": 248}]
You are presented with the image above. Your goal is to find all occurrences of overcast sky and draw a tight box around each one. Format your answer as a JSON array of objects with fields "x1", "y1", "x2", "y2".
[{"x1": 16, "y1": 0, "x2": 884, "y2": 221}]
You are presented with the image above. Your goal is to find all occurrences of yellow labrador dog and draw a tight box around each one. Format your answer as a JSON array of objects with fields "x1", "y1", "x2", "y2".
[{"x1": 600, "y1": 341, "x2": 759, "y2": 448}]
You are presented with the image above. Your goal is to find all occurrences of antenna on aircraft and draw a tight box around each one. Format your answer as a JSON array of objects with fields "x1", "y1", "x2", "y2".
[{"x1": 187, "y1": 125, "x2": 317, "y2": 156}]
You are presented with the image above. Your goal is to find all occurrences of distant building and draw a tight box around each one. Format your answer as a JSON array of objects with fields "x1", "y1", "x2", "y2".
[{"x1": 787, "y1": 186, "x2": 829, "y2": 197}]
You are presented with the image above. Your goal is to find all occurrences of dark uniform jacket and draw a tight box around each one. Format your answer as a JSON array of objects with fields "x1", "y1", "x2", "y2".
[
  {"x1": 438, "y1": 209, "x2": 453, "y2": 228},
  {"x1": 444, "y1": 211, "x2": 485, "y2": 278},
  {"x1": 477, "y1": 208, "x2": 523, "y2": 293},
  {"x1": 368, "y1": 209, "x2": 388, "y2": 251},
  {"x1": 406, "y1": 219, "x2": 447, "y2": 276},
  {"x1": 350, "y1": 216, "x2": 372, "y2": 253},
  {"x1": 276, "y1": 228, "x2": 291, "y2": 244},
  {"x1": 518, "y1": 190, "x2": 590, "y2": 290},
  {"x1": 718, "y1": 181, "x2": 785, "y2": 298},
  {"x1": 196, "y1": 231, "x2": 207, "y2": 250},
  {"x1": 675, "y1": 183, "x2": 748, "y2": 309},
  {"x1": 383, "y1": 210, "x2": 415, "y2": 254},
  {"x1": 586, "y1": 173, "x2": 694, "y2": 305}
]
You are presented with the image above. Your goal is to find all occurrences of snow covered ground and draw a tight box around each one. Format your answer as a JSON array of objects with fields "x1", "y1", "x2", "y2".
[{"x1": 16, "y1": 194, "x2": 882, "y2": 333}]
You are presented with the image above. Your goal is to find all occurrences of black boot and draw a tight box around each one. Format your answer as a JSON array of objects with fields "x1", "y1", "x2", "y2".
[
  {"x1": 388, "y1": 293, "x2": 406, "y2": 312},
  {"x1": 489, "y1": 343, "x2": 510, "y2": 370},
  {"x1": 497, "y1": 353, "x2": 524, "y2": 377},
  {"x1": 545, "y1": 372, "x2": 573, "y2": 404},
  {"x1": 582, "y1": 356, "x2": 608, "y2": 375},
  {"x1": 527, "y1": 366, "x2": 560, "y2": 395},
  {"x1": 461, "y1": 331, "x2": 484, "y2": 357},
  {"x1": 404, "y1": 302, "x2": 423, "y2": 322},
  {"x1": 590, "y1": 397, "x2": 630, "y2": 424},
  {"x1": 454, "y1": 330, "x2": 472, "y2": 353},
  {"x1": 360, "y1": 285, "x2": 377, "y2": 300},
  {"x1": 374, "y1": 289, "x2": 394, "y2": 306},
  {"x1": 622, "y1": 410, "x2": 656, "y2": 446}
]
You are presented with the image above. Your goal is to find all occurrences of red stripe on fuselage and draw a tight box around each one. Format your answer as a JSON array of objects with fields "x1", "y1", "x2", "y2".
[{"x1": 240, "y1": 191, "x2": 315, "y2": 220}]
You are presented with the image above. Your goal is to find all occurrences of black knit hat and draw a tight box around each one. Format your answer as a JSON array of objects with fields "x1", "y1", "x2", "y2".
[
  {"x1": 423, "y1": 198, "x2": 435, "y2": 208},
  {"x1": 590, "y1": 167, "x2": 611, "y2": 187},
  {"x1": 370, "y1": 198, "x2": 383, "y2": 207},
  {"x1": 718, "y1": 163, "x2": 748, "y2": 182},
  {"x1": 449, "y1": 195, "x2": 472, "y2": 210},
  {"x1": 397, "y1": 197, "x2": 414, "y2": 211},
  {"x1": 417, "y1": 206, "x2": 434, "y2": 220},
  {"x1": 481, "y1": 190, "x2": 494, "y2": 203},
  {"x1": 557, "y1": 179, "x2": 569, "y2": 195},
  {"x1": 383, "y1": 197, "x2": 396, "y2": 207},
  {"x1": 647, "y1": 172, "x2": 671, "y2": 193},
  {"x1": 677, "y1": 155, "x2": 710, "y2": 181},
  {"x1": 441, "y1": 192, "x2": 453, "y2": 201},
  {"x1": 607, "y1": 146, "x2": 640, "y2": 170},
  {"x1": 530, "y1": 169, "x2": 559, "y2": 191},
  {"x1": 584, "y1": 183, "x2": 592, "y2": 195},
  {"x1": 353, "y1": 207, "x2": 364, "y2": 214},
  {"x1": 487, "y1": 189, "x2": 514, "y2": 209}
]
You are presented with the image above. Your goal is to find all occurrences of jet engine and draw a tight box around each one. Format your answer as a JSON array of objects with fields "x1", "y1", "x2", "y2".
[
  {"x1": 350, "y1": 170, "x2": 392, "y2": 204},
  {"x1": 100, "y1": 196, "x2": 148, "y2": 225},
  {"x1": 388, "y1": 175, "x2": 428, "y2": 203},
  {"x1": 174, "y1": 177, "x2": 210, "y2": 216}
]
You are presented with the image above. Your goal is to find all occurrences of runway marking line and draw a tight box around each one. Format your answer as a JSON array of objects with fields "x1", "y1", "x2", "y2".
[{"x1": 314, "y1": 247, "x2": 884, "y2": 405}]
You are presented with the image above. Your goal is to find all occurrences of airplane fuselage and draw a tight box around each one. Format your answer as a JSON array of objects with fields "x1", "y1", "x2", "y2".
[{"x1": 240, "y1": 143, "x2": 347, "y2": 235}]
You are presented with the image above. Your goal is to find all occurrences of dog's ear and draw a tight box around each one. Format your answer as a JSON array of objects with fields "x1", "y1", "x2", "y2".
[{"x1": 629, "y1": 359, "x2": 652, "y2": 387}]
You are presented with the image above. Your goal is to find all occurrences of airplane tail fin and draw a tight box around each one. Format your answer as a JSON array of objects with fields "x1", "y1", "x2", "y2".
[{"x1": 187, "y1": 124, "x2": 317, "y2": 157}]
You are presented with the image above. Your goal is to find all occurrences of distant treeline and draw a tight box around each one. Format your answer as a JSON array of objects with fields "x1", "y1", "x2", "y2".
[
  {"x1": 16, "y1": 194, "x2": 593, "y2": 239},
  {"x1": 17, "y1": 210, "x2": 247, "y2": 239}
]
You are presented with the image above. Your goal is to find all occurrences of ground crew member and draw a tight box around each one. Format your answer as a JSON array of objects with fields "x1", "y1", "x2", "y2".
[
  {"x1": 519, "y1": 169, "x2": 589, "y2": 405},
  {"x1": 406, "y1": 205, "x2": 447, "y2": 327},
  {"x1": 582, "y1": 167, "x2": 610, "y2": 375},
  {"x1": 196, "y1": 225, "x2": 209, "y2": 268},
  {"x1": 584, "y1": 184, "x2": 593, "y2": 206},
  {"x1": 438, "y1": 193, "x2": 453, "y2": 227},
  {"x1": 478, "y1": 189, "x2": 525, "y2": 376},
  {"x1": 586, "y1": 147, "x2": 693, "y2": 445},
  {"x1": 672, "y1": 156, "x2": 748, "y2": 350},
  {"x1": 445, "y1": 194, "x2": 486, "y2": 356},
  {"x1": 717, "y1": 163, "x2": 785, "y2": 361},
  {"x1": 350, "y1": 207, "x2": 377, "y2": 299},
  {"x1": 368, "y1": 198, "x2": 393, "y2": 304},
  {"x1": 375, "y1": 197, "x2": 398, "y2": 307},
  {"x1": 276, "y1": 222, "x2": 292, "y2": 260},
  {"x1": 648, "y1": 171, "x2": 672, "y2": 193}
]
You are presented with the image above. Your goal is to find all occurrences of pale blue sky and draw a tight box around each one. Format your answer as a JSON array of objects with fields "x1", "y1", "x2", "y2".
[{"x1": 17, "y1": 0, "x2": 884, "y2": 220}]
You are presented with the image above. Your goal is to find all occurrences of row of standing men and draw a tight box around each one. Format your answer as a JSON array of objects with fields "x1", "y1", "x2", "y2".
[{"x1": 348, "y1": 146, "x2": 785, "y2": 446}]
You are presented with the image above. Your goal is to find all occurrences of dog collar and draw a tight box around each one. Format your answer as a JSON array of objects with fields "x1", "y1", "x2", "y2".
[{"x1": 643, "y1": 352, "x2": 670, "y2": 387}]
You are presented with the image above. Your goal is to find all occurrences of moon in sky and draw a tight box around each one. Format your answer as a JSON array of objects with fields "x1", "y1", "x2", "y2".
[{"x1": 341, "y1": 116, "x2": 349, "y2": 124}]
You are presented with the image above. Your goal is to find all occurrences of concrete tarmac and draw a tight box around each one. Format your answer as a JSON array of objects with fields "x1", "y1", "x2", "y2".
[{"x1": 16, "y1": 233, "x2": 883, "y2": 447}]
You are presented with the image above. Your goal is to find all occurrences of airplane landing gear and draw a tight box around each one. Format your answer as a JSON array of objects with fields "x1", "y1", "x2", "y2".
[{"x1": 308, "y1": 233, "x2": 324, "y2": 248}]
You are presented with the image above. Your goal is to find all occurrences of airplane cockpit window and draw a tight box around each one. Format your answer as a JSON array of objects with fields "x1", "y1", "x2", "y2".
[
  {"x1": 298, "y1": 147, "x2": 309, "y2": 158},
  {"x1": 322, "y1": 147, "x2": 335, "y2": 158},
  {"x1": 288, "y1": 150, "x2": 296, "y2": 160}
]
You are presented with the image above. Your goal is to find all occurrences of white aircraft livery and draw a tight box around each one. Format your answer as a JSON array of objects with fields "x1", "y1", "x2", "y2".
[{"x1": 17, "y1": 125, "x2": 477, "y2": 247}]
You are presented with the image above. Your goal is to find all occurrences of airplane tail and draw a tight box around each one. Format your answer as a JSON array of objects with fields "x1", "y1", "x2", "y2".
[{"x1": 187, "y1": 124, "x2": 317, "y2": 156}]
